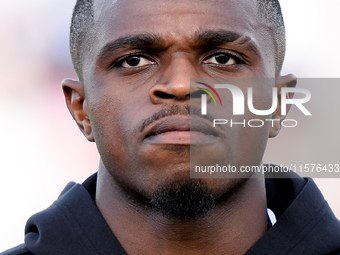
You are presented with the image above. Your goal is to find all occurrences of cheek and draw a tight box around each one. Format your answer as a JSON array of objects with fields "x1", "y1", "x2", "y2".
[
  {"x1": 85, "y1": 75, "x2": 140, "y2": 154},
  {"x1": 238, "y1": 85, "x2": 273, "y2": 165},
  {"x1": 214, "y1": 81, "x2": 272, "y2": 167},
  {"x1": 86, "y1": 86, "x2": 155, "y2": 173},
  {"x1": 87, "y1": 92, "x2": 131, "y2": 169},
  {"x1": 239, "y1": 124, "x2": 270, "y2": 164}
]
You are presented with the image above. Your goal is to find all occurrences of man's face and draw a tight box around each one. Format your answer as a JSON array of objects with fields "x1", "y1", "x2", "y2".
[{"x1": 81, "y1": 0, "x2": 277, "y2": 198}]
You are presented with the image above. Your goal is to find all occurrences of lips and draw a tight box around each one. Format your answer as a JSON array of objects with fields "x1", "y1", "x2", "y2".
[{"x1": 142, "y1": 115, "x2": 222, "y2": 145}]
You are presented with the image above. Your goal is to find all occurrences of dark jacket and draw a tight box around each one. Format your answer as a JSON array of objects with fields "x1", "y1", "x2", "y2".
[{"x1": 2, "y1": 172, "x2": 340, "y2": 255}]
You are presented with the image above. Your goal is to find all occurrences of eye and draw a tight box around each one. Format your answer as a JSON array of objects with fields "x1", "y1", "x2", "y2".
[
  {"x1": 119, "y1": 55, "x2": 155, "y2": 68},
  {"x1": 203, "y1": 53, "x2": 238, "y2": 66}
]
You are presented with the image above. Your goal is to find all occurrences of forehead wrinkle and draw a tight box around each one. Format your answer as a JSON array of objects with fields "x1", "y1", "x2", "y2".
[{"x1": 233, "y1": 35, "x2": 260, "y2": 55}]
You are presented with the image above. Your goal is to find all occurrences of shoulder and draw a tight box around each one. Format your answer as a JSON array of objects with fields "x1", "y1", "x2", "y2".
[
  {"x1": 261, "y1": 172, "x2": 340, "y2": 254},
  {"x1": 1, "y1": 244, "x2": 32, "y2": 255}
]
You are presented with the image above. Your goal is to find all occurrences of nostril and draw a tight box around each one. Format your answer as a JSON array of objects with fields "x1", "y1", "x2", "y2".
[{"x1": 154, "y1": 91, "x2": 176, "y2": 99}]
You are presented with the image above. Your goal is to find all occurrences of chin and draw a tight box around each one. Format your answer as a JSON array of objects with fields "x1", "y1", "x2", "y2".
[
  {"x1": 146, "y1": 174, "x2": 248, "y2": 220},
  {"x1": 148, "y1": 178, "x2": 216, "y2": 220}
]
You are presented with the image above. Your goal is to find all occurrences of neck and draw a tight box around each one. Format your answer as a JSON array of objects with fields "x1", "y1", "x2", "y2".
[{"x1": 96, "y1": 166, "x2": 268, "y2": 255}]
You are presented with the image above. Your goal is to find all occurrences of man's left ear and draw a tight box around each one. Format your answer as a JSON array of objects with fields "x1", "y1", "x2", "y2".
[
  {"x1": 269, "y1": 74, "x2": 297, "y2": 138},
  {"x1": 62, "y1": 78, "x2": 95, "y2": 142}
]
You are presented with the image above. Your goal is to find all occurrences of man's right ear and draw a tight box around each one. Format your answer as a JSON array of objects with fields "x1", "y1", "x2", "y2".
[{"x1": 62, "y1": 79, "x2": 95, "y2": 142}]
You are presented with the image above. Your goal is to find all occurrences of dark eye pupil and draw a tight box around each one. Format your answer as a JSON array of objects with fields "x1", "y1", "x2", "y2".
[
  {"x1": 215, "y1": 54, "x2": 230, "y2": 64},
  {"x1": 126, "y1": 56, "x2": 141, "y2": 66}
]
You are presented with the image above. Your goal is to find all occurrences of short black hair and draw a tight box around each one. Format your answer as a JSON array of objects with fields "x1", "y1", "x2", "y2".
[
  {"x1": 70, "y1": 0, "x2": 93, "y2": 79},
  {"x1": 70, "y1": 0, "x2": 285, "y2": 79},
  {"x1": 257, "y1": 0, "x2": 286, "y2": 72}
]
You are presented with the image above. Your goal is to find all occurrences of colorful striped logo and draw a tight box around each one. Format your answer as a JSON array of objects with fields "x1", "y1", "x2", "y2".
[{"x1": 197, "y1": 82, "x2": 222, "y2": 106}]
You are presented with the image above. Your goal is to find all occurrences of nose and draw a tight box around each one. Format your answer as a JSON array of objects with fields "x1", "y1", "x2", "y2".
[{"x1": 149, "y1": 55, "x2": 200, "y2": 104}]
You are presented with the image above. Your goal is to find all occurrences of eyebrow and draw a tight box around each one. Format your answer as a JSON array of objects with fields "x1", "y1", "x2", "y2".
[
  {"x1": 97, "y1": 34, "x2": 164, "y2": 62},
  {"x1": 194, "y1": 30, "x2": 241, "y2": 47},
  {"x1": 97, "y1": 30, "x2": 259, "y2": 62},
  {"x1": 193, "y1": 30, "x2": 259, "y2": 54}
]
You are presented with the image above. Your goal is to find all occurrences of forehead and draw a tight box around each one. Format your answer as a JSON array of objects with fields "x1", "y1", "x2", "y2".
[
  {"x1": 84, "y1": 0, "x2": 275, "y2": 76},
  {"x1": 93, "y1": 0, "x2": 261, "y2": 39}
]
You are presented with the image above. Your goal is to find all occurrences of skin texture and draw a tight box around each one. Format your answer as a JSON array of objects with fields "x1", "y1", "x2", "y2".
[{"x1": 62, "y1": 0, "x2": 296, "y2": 254}]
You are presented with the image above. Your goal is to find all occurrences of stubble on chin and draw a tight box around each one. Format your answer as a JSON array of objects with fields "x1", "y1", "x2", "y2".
[{"x1": 149, "y1": 179, "x2": 216, "y2": 220}]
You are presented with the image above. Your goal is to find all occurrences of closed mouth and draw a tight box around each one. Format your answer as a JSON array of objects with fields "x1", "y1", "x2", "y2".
[{"x1": 142, "y1": 115, "x2": 223, "y2": 144}]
